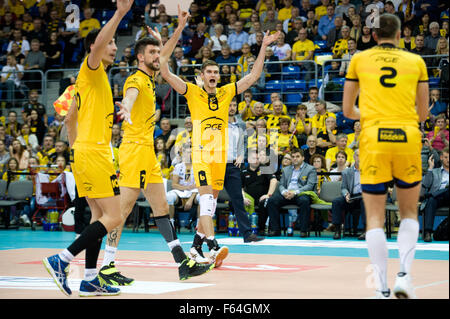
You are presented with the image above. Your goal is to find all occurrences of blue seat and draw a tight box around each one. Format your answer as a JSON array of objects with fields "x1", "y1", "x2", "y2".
[
  {"x1": 265, "y1": 80, "x2": 283, "y2": 91},
  {"x1": 283, "y1": 80, "x2": 307, "y2": 91},
  {"x1": 429, "y1": 77, "x2": 440, "y2": 88},
  {"x1": 331, "y1": 77, "x2": 346, "y2": 86},
  {"x1": 285, "y1": 93, "x2": 303, "y2": 105},
  {"x1": 282, "y1": 65, "x2": 301, "y2": 80},
  {"x1": 308, "y1": 79, "x2": 323, "y2": 89}
]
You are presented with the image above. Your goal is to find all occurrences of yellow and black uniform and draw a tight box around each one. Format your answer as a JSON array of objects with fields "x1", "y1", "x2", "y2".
[
  {"x1": 345, "y1": 43, "x2": 428, "y2": 187},
  {"x1": 79, "y1": 18, "x2": 101, "y2": 38},
  {"x1": 72, "y1": 56, "x2": 118, "y2": 198},
  {"x1": 311, "y1": 111, "x2": 336, "y2": 133},
  {"x1": 265, "y1": 114, "x2": 291, "y2": 131},
  {"x1": 183, "y1": 82, "x2": 236, "y2": 190},
  {"x1": 119, "y1": 69, "x2": 163, "y2": 189},
  {"x1": 290, "y1": 117, "x2": 311, "y2": 135},
  {"x1": 264, "y1": 102, "x2": 288, "y2": 115}
]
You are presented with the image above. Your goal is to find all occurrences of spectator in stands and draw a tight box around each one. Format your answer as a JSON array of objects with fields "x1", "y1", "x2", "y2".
[
  {"x1": 289, "y1": 104, "x2": 311, "y2": 147},
  {"x1": 6, "y1": 29, "x2": 30, "y2": 56},
  {"x1": 206, "y1": 10, "x2": 221, "y2": 37},
  {"x1": 5, "y1": 110, "x2": 21, "y2": 138},
  {"x1": 305, "y1": 9, "x2": 319, "y2": 40},
  {"x1": 278, "y1": 0, "x2": 295, "y2": 22},
  {"x1": 188, "y1": 22, "x2": 207, "y2": 58},
  {"x1": 318, "y1": 4, "x2": 336, "y2": 41},
  {"x1": 0, "y1": 138, "x2": 10, "y2": 168},
  {"x1": 414, "y1": 12, "x2": 431, "y2": 37},
  {"x1": 330, "y1": 149, "x2": 366, "y2": 240},
  {"x1": 248, "y1": 20, "x2": 263, "y2": 46},
  {"x1": 1, "y1": 157, "x2": 21, "y2": 182},
  {"x1": 23, "y1": 39, "x2": 46, "y2": 90},
  {"x1": 49, "y1": 140, "x2": 69, "y2": 164},
  {"x1": 397, "y1": 0, "x2": 416, "y2": 24},
  {"x1": 22, "y1": 89, "x2": 47, "y2": 125},
  {"x1": 245, "y1": 55, "x2": 266, "y2": 98},
  {"x1": 266, "y1": 148, "x2": 317, "y2": 237},
  {"x1": 0, "y1": 52, "x2": 26, "y2": 104},
  {"x1": 0, "y1": 11, "x2": 15, "y2": 41},
  {"x1": 315, "y1": 0, "x2": 330, "y2": 21},
  {"x1": 427, "y1": 114, "x2": 449, "y2": 152},
  {"x1": 171, "y1": 46, "x2": 186, "y2": 70},
  {"x1": 120, "y1": 46, "x2": 136, "y2": 66},
  {"x1": 265, "y1": 100, "x2": 292, "y2": 131},
  {"x1": 291, "y1": 27, "x2": 315, "y2": 81},
  {"x1": 399, "y1": 24, "x2": 415, "y2": 51},
  {"x1": 434, "y1": 37, "x2": 449, "y2": 73},
  {"x1": 0, "y1": 125, "x2": 14, "y2": 148},
  {"x1": 245, "y1": 101, "x2": 265, "y2": 128},
  {"x1": 349, "y1": 14, "x2": 362, "y2": 42},
  {"x1": 9, "y1": 138, "x2": 29, "y2": 170},
  {"x1": 171, "y1": 117, "x2": 193, "y2": 163},
  {"x1": 339, "y1": 38, "x2": 358, "y2": 77},
  {"x1": 282, "y1": 5, "x2": 300, "y2": 35},
  {"x1": 261, "y1": 9, "x2": 279, "y2": 33},
  {"x1": 215, "y1": 44, "x2": 237, "y2": 65},
  {"x1": 331, "y1": 25, "x2": 350, "y2": 58},
  {"x1": 425, "y1": 21, "x2": 442, "y2": 51},
  {"x1": 263, "y1": 46, "x2": 281, "y2": 81},
  {"x1": 238, "y1": 90, "x2": 258, "y2": 121},
  {"x1": 285, "y1": 17, "x2": 303, "y2": 46},
  {"x1": 316, "y1": 116, "x2": 338, "y2": 156},
  {"x1": 325, "y1": 133, "x2": 353, "y2": 171},
  {"x1": 43, "y1": 31, "x2": 62, "y2": 69},
  {"x1": 46, "y1": 9, "x2": 63, "y2": 37},
  {"x1": 111, "y1": 123, "x2": 121, "y2": 149},
  {"x1": 299, "y1": 0, "x2": 313, "y2": 18},
  {"x1": 9, "y1": 42, "x2": 25, "y2": 65},
  {"x1": 429, "y1": 89, "x2": 448, "y2": 117},
  {"x1": 347, "y1": 120, "x2": 361, "y2": 151},
  {"x1": 36, "y1": 134, "x2": 55, "y2": 166},
  {"x1": 326, "y1": 15, "x2": 343, "y2": 50},
  {"x1": 275, "y1": 117, "x2": 299, "y2": 155},
  {"x1": 235, "y1": 43, "x2": 252, "y2": 75},
  {"x1": 79, "y1": 7, "x2": 100, "y2": 40},
  {"x1": 303, "y1": 133, "x2": 319, "y2": 165},
  {"x1": 17, "y1": 123, "x2": 39, "y2": 155},
  {"x1": 241, "y1": 149, "x2": 278, "y2": 236},
  {"x1": 311, "y1": 153, "x2": 330, "y2": 193},
  {"x1": 227, "y1": 20, "x2": 249, "y2": 56},
  {"x1": 207, "y1": 24, "x2": 227, "y2": 56},
  {"x1": 311, "y1": 100, "x2": 337, "y2": 136},
  {"x1": 356, "y1": 24, "x2": 377, "y2": 51},
  {"x1": 271, "y1": 31, "x2": 292, "y2": 62},
  {"x1": 27, "y1": 109, "x2": 46, "y2": 144},
  {"x1": 412, "y1": 33, "x2": 434, "y2": 68},
  {"x1": 21, "y1": 12, "x2": 34, "y2": 35},
  {"x1": 223, "y1": 12, "x2": 238, "y2": 35},
  {"x1": 384, "y1": 1, "x2": 405, "y2": 24},
  {"x1": 335, "y1": 0, "x2": 354, "y2": 18},
  {"x1": 27, "y1": 18, "x2": 48, "y2": 49},
  {"x1": 329, "y1": 150, "x2": 347, "y2": 181},
  {"x1": 304, "y1": 86, "x2": 340, "y2": 118},
  {"x1": 421, "y1": 147, "x2": 449, "y2": 242},
  {"x1": 112, "y1": 61, "x2": 129, "y2": 99}
]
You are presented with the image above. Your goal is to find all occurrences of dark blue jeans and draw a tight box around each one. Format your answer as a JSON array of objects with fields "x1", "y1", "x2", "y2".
[
  {"x1": 331, "y1": 195, "x2": 366, "y2": 231},
  {"x1": 224, "y1": 163, "x2": 252, "y2": 239},
  {"x1": 424, "y1": 190, "x2": 449, "y2": 231},
  {"x1": 266, "y1": 192, "x2": 311, "y2": 232}
]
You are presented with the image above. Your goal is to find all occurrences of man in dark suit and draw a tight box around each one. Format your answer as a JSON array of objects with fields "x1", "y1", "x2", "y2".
[
  {"x1": 421, "y1": 147, "x2": 449, "y2": 242},
  {"x1": 331, "y1": 149, "x2": 366, "y2": 240},
  {"x1": 266, "y1": 148, "x2": 317, "y2": 237}
]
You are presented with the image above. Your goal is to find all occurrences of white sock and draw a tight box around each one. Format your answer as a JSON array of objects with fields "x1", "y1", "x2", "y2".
[
  {"x1": 199, "y1": 194, "x2": 215, "y2": 217},
  {"x1": 102, "y1": 245, "x2": 117, "y2": 267},
  {"x1": 366, "y1": 228, "x2": 389, "y2": 292},
  {"x1": 59, "y1": 249, "x2": 74, "y2": 263},
  {"x1": 397, "y1": 218, "x2": 419, "y2": 274},
  {"x1": 168, "y1": 239, "x2": 181, "y2": 250},
  {"x1": 84, "y1": 268, "x2": 97, "y2": 281},
  {"x1": 170, "y1": 218, "x2": 175, "y2": 227}
]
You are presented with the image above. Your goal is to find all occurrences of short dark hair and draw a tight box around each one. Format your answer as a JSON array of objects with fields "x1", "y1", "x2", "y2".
[
  {"x1": 291, "y1": 148, "x2": 304, "y2": 157},
  {"x1": 84, "y1": 29, "x2": 101, "y2": 54},
  {"x1": 374, "y1": 13, "x2": 401, "y2": 39},
  {"x1": 201, "y1": 59, "x2": 219, "y2": 72},
  {"x1": 135, "y1": 37, "x2": 161, "y2": 56}
]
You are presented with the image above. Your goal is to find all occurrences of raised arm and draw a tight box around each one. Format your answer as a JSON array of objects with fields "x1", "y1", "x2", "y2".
[
  {"x1": 236, "y1": 31, "x2": 280, "y2": 95},
  {"x1": 152, "y1": 5, "x2": 191, "y2": 95},
  {"x1": 88, "y1": 0, "x2": 133, "y2": 70}
]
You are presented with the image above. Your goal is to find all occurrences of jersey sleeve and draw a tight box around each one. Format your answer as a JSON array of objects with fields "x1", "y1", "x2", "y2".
[
  {"x1": 123, "y1": 74, "x2": 142, "y2": 93},
  {"x1": 417, "y1": 56, "x2": 429, "y2": 83},
  {"x1": 345, "y1": 53, "x2": 359, "y2": 81},
  {"x1": 183, "y1": 82, "x2": 198, "y2": 99},
  {"x1": 78, "y1": 55, "x2": 106, "y2": 84}
]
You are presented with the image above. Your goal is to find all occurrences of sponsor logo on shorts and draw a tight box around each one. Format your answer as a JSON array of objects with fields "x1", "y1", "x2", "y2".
[
  {"x1": 377, "y1": 128, "x2": 407, "y2": 143},
  {"x1": 367, "y1": 165, "x2": 378, "y2": 176},
  {"x1": 140, "y1": 170, "x2": 146, "y2": 189},
  {"x1": 83, "y1": 182, "x2": 93, "y2": 192},
  {"x1": 214, "y1": 179, "x2": 224, "y2": 187},
  {"x1": 110, "y1": 174, "x2": 120, "y2": 195}
]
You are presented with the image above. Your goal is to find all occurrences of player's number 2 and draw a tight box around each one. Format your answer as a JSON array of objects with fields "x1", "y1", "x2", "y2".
[{"x1": 379, "y1": 67, "x2": 397, "y2": 88}]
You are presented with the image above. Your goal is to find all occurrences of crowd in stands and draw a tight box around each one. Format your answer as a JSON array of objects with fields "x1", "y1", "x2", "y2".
[{"x1": 0, "y1": 0, "x2": 448, "y2": 241}]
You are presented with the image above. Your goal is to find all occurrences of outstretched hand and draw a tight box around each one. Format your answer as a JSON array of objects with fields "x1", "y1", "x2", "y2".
[
  {"x1": 116, "y1": 0, "x2": 134, "y2": 17},
  {"x1": 176, "y1": 4, "x2": 190, "y2": 29},
  {"x1": 262, "y1": 30, "x2": 281, "y2": 47},
  {"x1": 115, "y1": 101, "x2": 132, "y2": 125},
  {"x1": 147, "y1": 25, "x2": 162, "y2": 44}
]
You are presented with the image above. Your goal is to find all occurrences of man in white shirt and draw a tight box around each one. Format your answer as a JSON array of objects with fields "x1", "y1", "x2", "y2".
[{"x1": 0, "y1": 53, "x2": 26, "y2": 103}]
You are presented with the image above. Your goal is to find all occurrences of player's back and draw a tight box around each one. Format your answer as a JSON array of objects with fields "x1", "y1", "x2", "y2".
[
  {"x1": 346, "y1": 44, "x2": 428, "y2": 128},
  {"x1": 74, "y1": 56, "x2": 114, "y2": 147}
]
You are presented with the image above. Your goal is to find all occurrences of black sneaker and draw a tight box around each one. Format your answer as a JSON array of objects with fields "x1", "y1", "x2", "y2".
[
  {"x1": 178, "y1": 258, "x2": 214, "y2": 281},
  {"x1": 244, "y1": 233, "x2": 264, "y2": 243},
  {"x1": 98, "y1": 262, "x2": 134, "y2": 286}
]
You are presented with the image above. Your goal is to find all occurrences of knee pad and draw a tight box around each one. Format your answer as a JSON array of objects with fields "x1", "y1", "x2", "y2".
[{"x1": 199, "y1": 194, "x2": 215, "y2": 217}]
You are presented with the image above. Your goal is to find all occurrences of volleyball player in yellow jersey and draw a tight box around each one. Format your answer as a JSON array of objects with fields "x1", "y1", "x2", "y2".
[
  {"x1": 42, "y1": 0, "x2": 134, "y2": 297},
  {"x1": 343, "y1": 14, "x2": 429, "y2": 299},
  {"x1": 154, "y1": 5, "x2": 280, "y2": 267},
  {"x1": 97, "y1": 35, "x2": 213, "y2": 284}
]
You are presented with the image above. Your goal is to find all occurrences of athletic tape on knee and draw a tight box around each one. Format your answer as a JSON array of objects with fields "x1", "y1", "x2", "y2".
[{"x1": 199, "y1": 194, "x2": 215, "y2": 217}]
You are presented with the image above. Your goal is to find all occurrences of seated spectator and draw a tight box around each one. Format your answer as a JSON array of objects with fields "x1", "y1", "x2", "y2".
[
  {"x1": 326, "y1": 16, "x2": 344, "y2": 50},
  {"x1": 289, "y1": 104, "x2": 311, "y2": 147},
  {"x1": 1, "y1": 157, "x2": 23, "y2": 182},
  {"x1": 27, "y1": 18, "x2": 48, "y2": 49},
  {"x1": 111, "y1": 123, "x2": 122, "y2": 149},
  {"x1": 286, "y1": 17, "x2": 303, "y2": 46},
  {"x1": 171, "y1": 117, "x2": 193, "y2": 163},
  {"x1": 291, "y1": 28, "x2": 315, "y2": 81},
  {"x1": 264, "y1": 92, "x2": 288, "y2": 115},
  {"x1": 250, "y1": 31, "x2": 264, "y2": 57},
  {"x1": 23, "y1": 39, "x2": 46, "y2": 90},
  {"x1": 278, "y1": 0, "x2": 295, "y2": 22},
  {"x1": 335, "y1": 0, "x2": 355, "y2": 18},
  {"x1": 188, "y1": 22, "x2": 207, "y2": 58},
  {"x1": 398, "y1": 0, "x2": 416, "y2": 24},
  {"x1": 426, "y1": 114, "x2": 449, "y2": 152},
  {"x1": 112, "y1": 61, "x2": 129, "y2": 99},
  {"x1": 304, "y1": 9, "x2": 319, "y2": 40},
  {"x1": 36, "y1": 135, "x2": 56, "y2": 166},
  {"x1": 27, "y1": 109, "x2": 46, "y2": 145},
  {"x1": 399, "y1": 24, "x2": 415, "y2": 51},
  {"x1": 206, "y1": 24, "x2": 227, "y2": 56},
  {"x1": 6, "y1": 29, "x2": 30, "y2": 56},
  {"x1": 5, "y1": 110, "x2": 21, "y2": 138},
  {"x1": 227, "y1": 20, "x2": 249, "y2": 56},
  {"x1": 78, "y1": 7, "x2": 101, "y2": 40},
  {"x1": 263, "y1": 46, "x2": 281, "y2": 80},
  {"x1": 325, "y1": 133, "x2": 354, "y2": 171},
  {"x1": 433, "y1": 37, "x2": 449, "y2": 77},
  {"x1": 331, "y1": 25, "x2": 351, "y2": 58},
  {"x1": 264, "y1": 100, "x2": 292, "y2": 131},
  {"x1": 17, "y1": 123, "x2": 39, "y2": 155},
  {"x1": 49, "y1": 140, "x2": 70, "y2": 164},
  {"x1": 318, "y1": 4, "x2": 336, "y2": 41},
  {"x1": 236, "y1": 43, "x2": 253, "y2": 75},
  {"x1": 178, "y1": 58, "x2": 195, "y2": 83},
  {"x1": 304, "y1": 87, "x2": 341, "y2": 118},
  {"x1": 0, "y1": 140, "x2": 11, "y2": 169},
  {"x1": 219, "y1": 64, "x2": 237, "y2": 86},
  {"x1": 346, "y1": 120, "x2": 361, "y2": 150},
  {"x1": 261, "y1": 9, "x2": 279, "y2": 32},
  {"x1": 310, "y1": 153, "x2": 330, "y2": 193},
  {"x1": 215, "y1": 44, "x2": 237, "y2": 65},
  {"x1": 429, "y1": 88, "x2": 448, "y2": 117},
  {"x1": 348, "y1": 14, "x2": 362, "y2": 42},
  {"x1": 339, "y1": 38, "x2": 359, "y2": 77},
  {"x1": 9, "y1": 42, "x2": 26, "y2": 66},
  {"x1": 271, "y1": 32, "x2": 291, "y2": 62},
  {"x1": 424, "y1": 21, "x2": 441, "y2": 51},
  {"x1": 266, "y1": 148, "x2": 317, "y2": 237},
  {"x1": 303, "y1": 134, "x2": 319, "y2": 166},
  {"x1": 121, "y1": 46, "x2": 137, "y2": 67},
  {"x1": 421, "y1": 147, "x2": 449, "y2": 242},
  {"x1": 0, "y1": 125, "x2": 14, "y2": 148},
  {"x1": 282, "y1": 6, "x2": 301, "y2": 35},
  {"x1": 329, "y1": 150, "x2": 347, "y2": 182},
  {"x1": 9, "y1": 138, "x2": 30, "y2": 170},
  {"x1": 43, "y1": 31, "x2": 62, "y2": 69},
  {"x1": 274, "y1": 117, "x2": 299, "y2": 155},
  {"x1": 166, "y1": 144, "x2": 199, "y2": 227},
  {"x1": 316, "y1": 116, "x2": 338, "y2": 156},
  {"x1": 238, "y1": 90, "x2": 259, "y2": 121},
  {"x1": 248, "y1": 20, "x2": 263, "y2": 45},
  {"x1": 311, "y1": 100, "x2": 337, "y2": 136},
  {"x1": 356, "y1": 25, "x2": 377, "y2": 51},
  {"x1": 215, "y1": 0, "x2": 239, "y2": 13},
  {"x1": 330, "y1": 149, "x2": 366, "y2": 240},
  {"x1": 154, "y1": 13, "x2": 174, "y2": 36},
  {"x1": 0, "y1": 53, "x2": 27, "y2": 104},
  {"x1": 245, "y1": 105, "x2": 266, "y2": 130},
  {"x1": 245, "y1": 55, "x2": 266, "y2": 98},
  {"x1": 241, "y1": 150, "x2": 278, "y2": 236}
]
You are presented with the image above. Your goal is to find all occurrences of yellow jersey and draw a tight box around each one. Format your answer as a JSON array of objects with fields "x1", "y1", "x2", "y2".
[
  {"x1": 79, "y1": 18, "x2": 101, "y2": 38},
  {"x1": 292, "y1": 39, "x2": 315, "y2": 61},
  {"x1": 121, "y1": 69, "x2": 157, "y2": 146},
  {"x1": 345, "y1": 44, "x2": 428, "y2": 128},
  {"x1": 311, "y1": 111, "x2": 336, "y2": 132},
  {"x1": 74, "y1": 56, "x2": 114, "y2": 147},
  {"x1": 183, "y1": 82, "x2": 236, "y2": 154}
]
